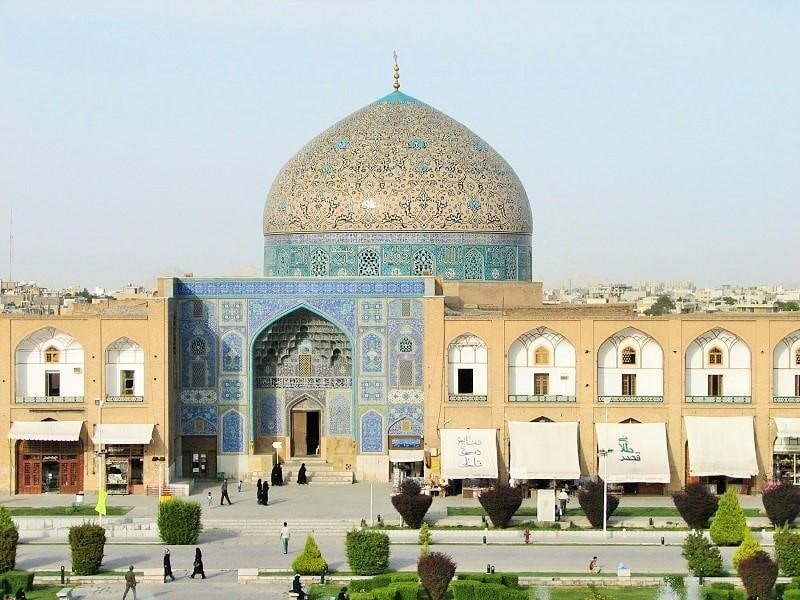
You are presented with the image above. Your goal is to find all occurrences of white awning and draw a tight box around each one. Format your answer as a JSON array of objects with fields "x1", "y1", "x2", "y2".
[
  {"x1": 93, "y1": 424, "x2": 154, "y2": 445},
  {"x1": 440, "y1": 429, "x2": 498, "y2": 480},
  {"x1": 508, "y1": 421, "x2": 580, "y2": 480},
  {"x1": 389, "y1": 450, "x2": 425, "y2": 463},
  {"x1": 685, "y1": 416, "x2": 758, "y2": 478},
  {"x1": 596, "y1": 423, "x2": 670, "y2": 483},
  {"x1": 775, "y1": 418, "x2": 800, "y2": 438},
  {"x1": 8, "y1": 421, "x2": 83, "y2": 441}
]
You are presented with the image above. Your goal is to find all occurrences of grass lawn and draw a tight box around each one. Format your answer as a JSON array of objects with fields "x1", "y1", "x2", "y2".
[
  {"x1": 447, "y1": 506, "x2": 761, "y2": 518},
  {"x1": 26, "y1": 586, "x2": 65, "y2": 600},
  {"x1": 6, "y1": 506, "x2": 131, "y2": 516}
]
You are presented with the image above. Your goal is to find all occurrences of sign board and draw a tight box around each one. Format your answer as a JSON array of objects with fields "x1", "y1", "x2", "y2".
[
  {"x1": 537, "y1": 488, "x2": 556, "y2": 523},
  {"x1": 440, "y1": 429, "x2": 498, "y2": 480}
]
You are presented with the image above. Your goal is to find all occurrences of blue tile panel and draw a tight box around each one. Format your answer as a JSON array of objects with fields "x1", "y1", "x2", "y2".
[
  {"x1": 221, "y1": 410, "x2": 245, "y2": 453},
  {"x1": 360, "y1": 410, "x2": 384, "y2": 453},
  {"x1": 173, "y1": 278, "x2": 427, "y2": 298},
  {"x1": 180, "y1": 405, "x2": 218, "y2": 435}
]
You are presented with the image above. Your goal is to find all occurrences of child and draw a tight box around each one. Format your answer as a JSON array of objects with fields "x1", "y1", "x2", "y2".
[
  {"x1": 237, "y1": 479, "x2": 243, "y2": 493},
  {"x1": 206, "y1": 491, "x2": 213, "y2": 507},
  {"x1": 589, "y1": 556, "x2": 600, "y2": 573}
]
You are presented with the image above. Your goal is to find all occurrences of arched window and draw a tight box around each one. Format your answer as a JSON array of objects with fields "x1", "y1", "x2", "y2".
[
  {"x1": 464, "y1": 248, "x2": 484, "y2": 280},
  {"x1": 190, "y1": 338, "x2": 207, "y2": 356},
  {"x1": 534, "y1": 346, "x2": 550, "y2": 366},
  {"x1": 619, "y1": 418, "x2": 641, "y2": 424},
  {"x1": 358, "y1": 249, "x2": 380, "y2": 276},
  {"x1": 398, "y1": 337, "x2": 413, "y2": 353},
  {"x1": 310, "y1": 248, "x2": 329, "y2": 277},
  {"x1": 795, "y1": 348, "x2": 800, "y2": 366},
  {"x1": 412, "y1": 249, "x2": 434, "y2": 276},
  {"x1": 708, "y1": 347, "x2": 723, "y2": 366},
  {"x1": 621, "y1": 346, "x2": 636, "y2": 365},
  {"x1": 531, "y1": 416, "x2": 554, "y2": 423},
  {"x1": 44, "y1": 346, "x2": 60, "y2": 363}
]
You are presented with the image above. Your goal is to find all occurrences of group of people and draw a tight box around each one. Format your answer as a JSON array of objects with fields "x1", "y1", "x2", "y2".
[{"x1": 290, "y1": 575, "x2": 349, "y2": 599}]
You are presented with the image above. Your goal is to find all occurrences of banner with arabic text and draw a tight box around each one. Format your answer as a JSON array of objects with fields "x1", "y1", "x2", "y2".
[
  {"x1": 595, "y1": 423, "x2": 670, "y2": 483},
  {"x1": 440, "y1": 429, "x2": 498, "y2": 480}
]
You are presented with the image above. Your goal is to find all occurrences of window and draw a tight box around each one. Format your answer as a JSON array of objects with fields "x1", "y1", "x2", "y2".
[
  {"x1": 120, "y1": 370, "x2": 135, "y2": 396},
  {"x1": 621, "y1": 346, "x2": 636, "y2": 365},
  {"x1": 44, "y1": 346, "x2": 60, "y2": 363},
  {"x1": 708, "y1": 374, "x2": 723, "y2": 396},
  {"x1": 708, "y1": 347, "x2": 723, "y2": 366},
  {"x1": 795, "y1": 349, "x2": 800, "y2": 366},
  {"x1": 464, "y1": 248, "x2": 483, "y2": 280},
  {"x1": 299, "y1": 354, "x2": 312, "y2": 377},
  {"x1": 400, "y1": 300, "x2": 411, "y2": 317},
  {"x1": 45, "y1": 371, "x2": 60, "y2": 396},
  {"x1": 399, "y1": 337, "x2": 413, "y2": 353},
  {"x1": 622, "y1": 374, "x2": 637, "y2": 396},
  {"x1": 412, "y1": 249, "x2": 434, "y2": 275},
  {"x1": 398, "y1": 360, "x2": 414, "y2": 387},
  {"x1": 795, "y1": 374, "x2": 800, "y2": 397},
  {"x1": 190, "y1": 337, "x2": 207, "y2": 356},
  {"x1": 192, "y1": 300, "x2": 203, "y2": 319},
  {"x1": 534, "y1": 347, "x2": 550, "y2": 366},
  {"x1": 358, "y1": 249, "x2": 380, "y2": 276},
  {"x1": 457, "y1": 368, "x2": 474, "y2": 394},
  {"x1": 191, "y1": 362, "x2": 206, "y2": 387},
  {"x1": 310, "y1": 247, "x2": 329, "y2": 276},
  {"x1": 534, "y1": 373, "x2": 549, "y2": 395}
]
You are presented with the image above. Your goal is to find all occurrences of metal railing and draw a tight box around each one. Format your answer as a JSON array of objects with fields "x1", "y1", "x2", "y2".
[
  {"x1": 597, "y1": 395, "x2": 664, "y2": 403},
  {"x1": 15, "y1": 395, "x2": 84, "y2": 404},
  {"x1": 774, "y1": 396, "x2": 800, "y2": 404},
  {"x1": 448, "y1": 394, "x2": 489, "y2": 403},
  {"x1": 685, "y1": 395, "x2": 751, "y2": 404},
  {"x1": 105, "y1": 395, "x2": 145, "y2": 403},
  {"x1": 507, "y1": 394, "x2": 576, "y2": 403}
]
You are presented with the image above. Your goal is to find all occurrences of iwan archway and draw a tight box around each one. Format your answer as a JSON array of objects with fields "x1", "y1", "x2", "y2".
[{"x1": 251, "y1": 306, "x2": 354, "y2": 460}]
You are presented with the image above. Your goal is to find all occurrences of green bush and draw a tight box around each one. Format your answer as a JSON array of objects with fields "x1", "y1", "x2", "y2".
[
  {"x1": 776, "y1": 526, "x2": 800, "y2": 576},
  {"x1": 682, "y1": 530, "x2": 724, "y2": 577},
  {"x1": 577, "y1": 479, "x2": 620, "y2": 528},
  {"x1": 478, "y1": 486, "x2": 523, "y2": 529},
  {"x1": 291, "y1": 535, "x2": 328, "y2": 575},
  {"x1": 391, "y1": 488, "x2": 433, "y2": 529},
  {"x1": 784, "y1": 590, "x2": 800, "y2": 600},
  {"x1": 392, "y1": 582, "x2": 419, "y2": 600},
  {"x1": 346, "y1": 530, "x2": 390, "y2": 575},
  {"x1": 418, "y1": 551, "x2": 456, "y2": 600},
  {"x1": 474, "y1": 583, "x2": 506, "y2": 600},
  {"x1": 709, "y1": 490, "x2": 747, "y2": 546},
  {"x1": 0, "y1": 571, "x2": 34, "y2": 594},
  {"x1": 157, "y1": 499, "x2": 201, "y2": 545},
  {"x1": 68, "y1": 523, "x2": 106, "y2": 576},
  {"x1": 0, "y1": 506, "x2": 18, "y2": 574},
  {"x1": 418, "y1": 523, "x2": 432, "y2": 545},
  {"x1": 672, "y1": 483, "x2": 719, "y2": 529},
  {"x1": 732, "y1": 528, "x2": 762, "y2": 570},
  {"x1": 349, "y1": 593, "x2": 372, "y2": 600},
  {"x1": 452, "y1": 580, "x2": 478, "y2": 600},
  {"x1": 390, "y1": 574, "x2": 419, "y2": 583},
  {"x1": 738, "y1": 551, "x2": 778, "y2": 600},
  {"x1": 373, "y1": 587, "x2": 397, "y2": 600},
  {"x1": 763, "y1": 480, "x2": 800, "y2": 527}
]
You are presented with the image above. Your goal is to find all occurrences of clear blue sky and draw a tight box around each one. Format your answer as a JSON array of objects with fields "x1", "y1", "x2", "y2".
[{"x1": 1, "y1": 2, "x2": 797, "y2": 290}]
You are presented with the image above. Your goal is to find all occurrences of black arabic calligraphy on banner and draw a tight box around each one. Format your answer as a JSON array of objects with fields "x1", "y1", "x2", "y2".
[
  {"x1": 617, "y1": 436, "x2": 641, "y2": 462},
  {"x1": 457, "y1": 433, "x2": 483, "y2": 468}
]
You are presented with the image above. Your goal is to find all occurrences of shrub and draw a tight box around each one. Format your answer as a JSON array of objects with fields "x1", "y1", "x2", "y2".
[
  {"x1": 785, "y1": 591, "x2": 800, "y2": 600},
  {"x1": 291, "y1": 535, "x2": 327, "y2": 575},
  {"x1": 346, "y1": 529, "x2": 390, "y2": 575},
  {"x1": 392, "y1": 582, "x2": 420, "y2": 600},
  {"x1": 577, "y1": 479, "x2": 619, "y2": 529},
  {"x1": 585, "y1": 584, "x2": 615, "y2": 600},
  {"x1": 681, "y1": 530, "x2": 723, "y2": 577},
  {"x1": 391, "y1": 483, "x2": 433, "y2": 529},
  {"x1": 373, "y1": 587, "x2": 398, "y2": 600},
  {"x1": 0, "y1": 529, "x2": 19, "y2": 575},
  {"x1": 672, "y1": 483, "x2": 719, "y2": 529},
  {"x1": 738, "y1": 551, "x2": 778, "y2": 600},
  {"x1": 418, "y1": 522, "x2": 432, "y2": 545},
  {"x1": 418, "y1": 551, "x2": 456, "y2": 600},
  {"x1": 732, "y1": 528, "x2": 762, "y2": 571},
  {"x1": 775, "y1": 526, "x2": 800, "y2": 576},
  {"x1": 710, "y1": 490, "x2": 747, "y2": 546},
  {"x1": 763, "y1": 480, "x2": 800, "y2": 527},
  {"x1": 68, "y1": 523, "x2": 106, "y2": 576},
  {"x1": 349, "y1": 593, "x2": 372, "y2": 600},
  {"x1": 478, "y1": 485, "x2": 523, "y2": 529},
  {"x1": 0, "y1": 571, "x2": 34, "y2": 594},
  {"x1": 452, "y1": 579, "x2": 478, "y2": 600},
  {"x1": 157, "y1": 499, "x2": 201, "y2": 545}
]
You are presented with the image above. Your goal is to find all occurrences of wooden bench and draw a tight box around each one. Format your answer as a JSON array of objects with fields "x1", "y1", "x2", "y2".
[{"x1": 56, "y1": 589, "x2": 73, "y2": 599}]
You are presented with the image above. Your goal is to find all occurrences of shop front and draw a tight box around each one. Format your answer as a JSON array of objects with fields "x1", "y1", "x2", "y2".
[
  {"x1": 773, "y1": 418, "x2": 800, "y2": 484},
  {"x1": 595, "y1": 422, "x2": 670, "y2": 494},
  {"x1": 93, "y1": 424, "x2": 155, "y2": 495},
  {"x1": 9, "y1": 420, "x2": 85, "y2": 494},
  {"x1": 389, "y1": 435, "x2": 424, "y2": 489},
  {"x1": 508, "y1": 421, "x2": 580, "y2": 494},
  {"x1": 439, "y1": 429, "x2": 498, "y2": 497},
  {"x1": 685, "y1": 415, "x2": 758, "y2": 494}
]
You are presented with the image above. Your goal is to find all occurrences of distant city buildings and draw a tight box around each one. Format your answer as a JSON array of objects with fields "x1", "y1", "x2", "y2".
[{"x1": 0, "y1": 280, "x2": 154, "y2": 315}]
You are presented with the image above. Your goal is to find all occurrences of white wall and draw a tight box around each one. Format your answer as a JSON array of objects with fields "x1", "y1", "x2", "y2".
[
  {"x1": 448, "y1": 335, "x2": 488, "y2": 395},
  {"x1": 508, "y1": 328, "x2": 576, "y2": 395},
  {"x1": 685, "y1": 328, "x2": 751, "y2": 396},
  {"x1": 597, "y1": 328, "x2": 663, "y2": 396},
  {"x1": 773, "y1": 332, "x2": 800, "y2": 397},
  {"x1": 15, "y1": 327, "x2": 85, "y2": 397},
  {"x1": 105, "y1": 338, "x2": 145, "y2": 396}
]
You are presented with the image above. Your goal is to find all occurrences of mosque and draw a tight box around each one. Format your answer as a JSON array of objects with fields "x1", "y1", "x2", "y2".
[{"x1": 2, "y1": 65, "x2": 800, "y2": 497}]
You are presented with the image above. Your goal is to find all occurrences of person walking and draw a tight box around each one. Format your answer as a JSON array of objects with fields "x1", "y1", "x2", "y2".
[
  {"x1": 271, "y1": 463, "x2": 281, "y2": 486},
  {"x1": 220, "y1": 478, "x2": 232, "y2": 505},
  {"x1": 297, "y1": 463, "x2": 308, "y2": 485},
  {"x1": 190, "y1": 547, "x2": 206, "y2": 579},
  {"x1": 122, "y1": 565, "x2": 137, "y2": 599},
  {"x1": 163, "y1": 549, "x2": 175, "y2": 583},
  {"x1": 256, "y1": 478, "x2": 263, "y2": 505},
  {"x1": 206, "y1": 491, "x2": 213, "y2": 507},
  {"x1": 237, "y1": 479, "x2": 243, "y2": 493},
  {"x1": 280, "y1": 521, "x2": 291, "y2": 554},
  {"x1": 262, "y1": 480, "x2": 269, "y2": 505},
  {"x1": 558, "y1": 488, "x2": 569, "y2": 516}
]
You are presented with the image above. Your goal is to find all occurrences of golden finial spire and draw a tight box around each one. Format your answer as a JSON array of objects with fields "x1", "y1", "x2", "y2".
[{"x1": 393, "y1": 51, "x2": 400, "y2": 91}]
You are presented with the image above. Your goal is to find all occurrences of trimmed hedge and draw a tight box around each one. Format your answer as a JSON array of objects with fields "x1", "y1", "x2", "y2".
[
  {"x1": 732, "y1": 528, "x2": 762, "y2": 571},
  {"x1": 292, "y1": 535, "x2": 328, "y2": 575},
  {"x1": 775, "y1": 526, "x2": 800, "y2": 576},
  {"x1": 0, "y1": 571, "x2": 34, "y2": 594},
  {"x1": 672, "y1": 483, "x2": 719, "y2": 529},
  {"x1": 392, "y1": 582, "x2": 419, "y2": 600},
  {"x1": 738, "y1": 551, "x2": 778, "y2": 600},
  {"x1": 418, "y1": 551, "x2": 456, "y2": 600},
  {"x1": 157, "y1": 499, "x2": 201, "y2": 545},
  {"x1": 785, "y1": 590, "x2": 800, "y2": 600},
  {"x1": 346, "y1": 530, "x2": 390, "y2": 575},
  {"x1": 68, "y1": 523, "x2": 106, "y2": 576},
  {"x1": 710, "y1": 490, "x2": 747, "y2": 546},
  {"x1": 763, "y1": 480, "x2": 800, "y2": 527},
  {"x1": 478, "y1": 486, "x2": 523, "y2": 529},
  {"x1": 0, "y1": 506, "x2": 18, "y2": 574},
  {"x1": 391, "y1": 483, "x2": 433, "y2": 529},
  {"x1": 682, "y1": 530, "x2": 723, "y2": 577},
  {"x1": 452, "y1": 580, "x2": 478, "y2": 600},
  {"x1": 577, "y1": 479, "x2": 619, "y2": 529}
]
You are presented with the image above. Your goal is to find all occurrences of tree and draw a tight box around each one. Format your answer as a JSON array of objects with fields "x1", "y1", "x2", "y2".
[
  {"x1": 681, "y1": 531, "x2": 723, "y2": 577},
  {"x1": 672, "y1": 483, "x2": 719, "y2": 529},
  {"x1": 762, "y1": 480, "x2": 800, "y2": 526},
  {"x1": 478, "y1": 485, "x2": 523, "y2": 528},
  {"x1": 418, "y1": 551, "x2": 456, "y2": 600},
  {"x1": 577, "y1": 479, "x2": 619, "y2": 528},
  {"x1": 644, "y1": 295, "x2": 676, "y2": 316},
  {"x1": 738, "y1": 551, "x2": 778, "y2": 600},
  {"x1": 391, "y1": 478, "x2": 433, "y2": 529},
  {"x1": 776, "y1": 301, "x2": 800, "y2": 312},
  {"x1": 732, "y1": 529, "x2": 762, "y2": 571},
  {"x1": 291, "y1": 535, "x2": 328, "y2": 575},
  {"x1": 709, "y1": 490, "x2": 747, "y2": 546}
]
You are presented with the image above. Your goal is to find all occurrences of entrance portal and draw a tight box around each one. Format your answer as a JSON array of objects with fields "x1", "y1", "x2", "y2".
[{"x1": 291, "y1": 410, "x2": 320, "y2": 457}]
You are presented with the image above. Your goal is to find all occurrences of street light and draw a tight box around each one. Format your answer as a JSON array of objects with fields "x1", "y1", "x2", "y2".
[
  {"x1": 94, "y1": 398, "x2": 105, "y2": 525},
  {"x1": 599, "y1": 397, "x2": 612, "y2": 537}
]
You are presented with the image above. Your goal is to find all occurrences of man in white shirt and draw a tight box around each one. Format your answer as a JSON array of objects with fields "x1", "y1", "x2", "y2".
[
  {"x1": 280, "y1": 521, "x2": 291, "y2": 554},
  {"x1": 558, "y1": 489, "x2": 569, "y2": 515}
]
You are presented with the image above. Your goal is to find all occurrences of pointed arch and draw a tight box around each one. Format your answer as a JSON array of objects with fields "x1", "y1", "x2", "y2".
[
  {"x1": 448, "y1": 333, "x2": 488, "y2": 395},
  {"x1": 685, "y1": 328, "x2": 751, "y2": 398},
  {"x1": 773, "y1": 329, "x2": 800, "y2": 399},
  {"x1": 221, "y1": 409, "x2": 245, "y2": 453},
  {"x1": 597, "y1": 327, "x2": 663, "y2": 398},
  {"x1": 105, "y1": 336, "x2": 144, "y2": 397},
  {"x1": 15, "y1": 327, "x2": 85, "y2": 398},
  {"x1": 508, "y1": 327, "x2": 576, "y2": 397}
]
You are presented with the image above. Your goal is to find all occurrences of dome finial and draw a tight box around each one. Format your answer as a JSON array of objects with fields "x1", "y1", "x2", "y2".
[{"x1": 393, "y1": 51, "x2": 400, "y2": 91}]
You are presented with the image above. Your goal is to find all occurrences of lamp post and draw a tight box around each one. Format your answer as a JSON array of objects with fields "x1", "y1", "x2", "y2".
[
  {"x1": 600, "y1": 397, "x2": 612, "y2": 537},
  {"x1": 151, "y1": 456, "x2": 166, "y2": 502},
  {"x1": 95, "y1": 398, "x2": 105, "y2": 525}
]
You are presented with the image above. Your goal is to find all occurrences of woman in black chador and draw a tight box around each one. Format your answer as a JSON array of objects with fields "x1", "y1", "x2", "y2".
[
  {"x1": 297, "y1": 463, "x2": 308, "y2": 485},
  {"x1": 190, "y1": 547, "x2": 206, "y2": 579},
  {"x1": 291, "y1": 574, "x2": 306, "y2": 599},
  {"x1": 262, "y1": 480, "x2": 269, "y2": 505},
  {"x1": 271, "y1": 462, "x2": 283, "y2": 486},
  {"x1": 256, "y1": 478, "x2": 263, "y2": 504}
]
